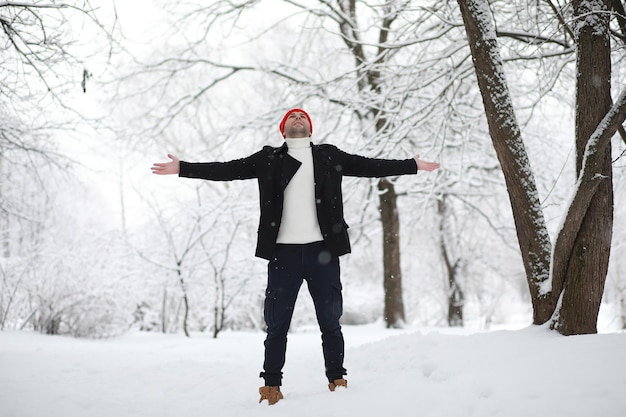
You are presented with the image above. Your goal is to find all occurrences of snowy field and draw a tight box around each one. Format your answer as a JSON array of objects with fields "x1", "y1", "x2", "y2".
[{"x1": 1, "y1": 323, "x2": 625, "y2": 417}]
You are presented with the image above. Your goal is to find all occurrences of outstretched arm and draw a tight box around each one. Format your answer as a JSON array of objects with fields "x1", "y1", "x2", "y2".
[
  {"x1": 151, "y1": 154, "x2": 180, "y2": 175},
  {"x1": 332, "y1": 146, "x2": 440, "y2": 177},
  {"x1": 414, "y1": 154, "x2": 440, "y2": 172}
]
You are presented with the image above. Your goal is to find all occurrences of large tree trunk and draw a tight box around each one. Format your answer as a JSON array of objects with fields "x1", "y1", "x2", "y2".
[
  {"x1": 456, "y1": 0, "x2": 553, "y2": 323},
  {"x1": 378, "y1": 178, "x2": 405, "y2": 327},
  {"x1": 553, "y1": 0, "x2": 613, "y2": 335}
]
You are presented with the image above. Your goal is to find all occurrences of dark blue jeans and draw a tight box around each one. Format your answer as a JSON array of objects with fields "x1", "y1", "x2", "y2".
[{"x1": 260, "y1": 241, "x2": 346, "y2": 386}]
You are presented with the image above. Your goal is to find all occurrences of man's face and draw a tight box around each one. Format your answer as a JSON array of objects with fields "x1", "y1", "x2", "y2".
[{"x1": 283, "y1": 111, "x2": 311, "y2": 138}]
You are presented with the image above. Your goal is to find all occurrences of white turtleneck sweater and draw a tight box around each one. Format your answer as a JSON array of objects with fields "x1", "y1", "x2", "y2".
[{"x1": 276, "y1": 137, "x2": 324, "y2": 244}]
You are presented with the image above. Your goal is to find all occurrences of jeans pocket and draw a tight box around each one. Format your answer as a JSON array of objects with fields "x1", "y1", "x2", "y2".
[
  {"x1": 264, "y1": 287, "x2": 277, "y2": 328},
  {"x1": 331, "y1": 281, "x2": 343, "y2": 320}
]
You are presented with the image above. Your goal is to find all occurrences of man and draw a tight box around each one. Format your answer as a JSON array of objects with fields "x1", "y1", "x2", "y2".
[{"x1": 151, "y1": 108, "x2": 440, "y2": 405}]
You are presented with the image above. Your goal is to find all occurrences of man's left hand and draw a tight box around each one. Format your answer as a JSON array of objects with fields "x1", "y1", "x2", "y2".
[{"x1": 414, "y1": 154, "x2": 440, "y2": 172}]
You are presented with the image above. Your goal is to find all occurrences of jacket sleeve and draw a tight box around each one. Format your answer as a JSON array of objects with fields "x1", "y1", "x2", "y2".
[
  {"x1": 333, "y1": 146, "x2": 418, "y2": 178},
  {"x1": 178, "y1": 149, "x2": 265, "y2": 181}
]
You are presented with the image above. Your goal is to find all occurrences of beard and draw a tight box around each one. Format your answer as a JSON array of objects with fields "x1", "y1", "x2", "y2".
[{"x1": 285, "y1": 125, "x2": 309, "y2": 138}]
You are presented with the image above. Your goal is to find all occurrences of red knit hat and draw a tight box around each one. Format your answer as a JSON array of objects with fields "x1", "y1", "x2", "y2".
[{"x1": 279, "y1": 108, "x2": 312, "y2": 138}]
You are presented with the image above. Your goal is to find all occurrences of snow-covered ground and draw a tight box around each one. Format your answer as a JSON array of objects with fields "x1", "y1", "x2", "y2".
[{"x1": 1, "y1": 323, "x2": 625, "y2": 417}]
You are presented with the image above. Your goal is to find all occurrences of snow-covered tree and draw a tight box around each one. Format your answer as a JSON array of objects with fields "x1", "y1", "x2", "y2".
[{"x1": 456, "y1": 0, "x2": 626, "y2": 334}]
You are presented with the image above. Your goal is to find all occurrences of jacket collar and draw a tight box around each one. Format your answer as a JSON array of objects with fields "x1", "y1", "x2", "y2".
[
  {"x1": 272, "y1": 141, "x2": 316, "y2": 154},
  {"x1": 272, "y1": 142, "x2": 288, "y2": 154}
]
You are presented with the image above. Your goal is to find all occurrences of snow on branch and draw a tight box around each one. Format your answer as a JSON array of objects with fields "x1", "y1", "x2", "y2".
[
  {"x1": 495, "y1": 30, "x2": 571, "y2": 49},
  {"x1": 573, "y1": 0, "x2": 611, "y2": 37}
]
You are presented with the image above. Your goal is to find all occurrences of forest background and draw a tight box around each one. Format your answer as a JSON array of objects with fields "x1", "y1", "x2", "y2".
[{"x1": 1, "y1": 0, "x2": 625, "y2": 339}]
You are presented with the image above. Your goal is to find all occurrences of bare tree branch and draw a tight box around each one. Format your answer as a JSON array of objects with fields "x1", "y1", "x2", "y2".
[
  {"x1": 496, "y1": 30, "x2": 571, "y2": 49},
  {"x1": 542, "y1": 0, "x2": 576, "y2": 42}
]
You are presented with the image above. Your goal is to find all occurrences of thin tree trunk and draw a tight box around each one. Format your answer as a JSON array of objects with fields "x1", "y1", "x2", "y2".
[
  {"x1": 620, "y1": 289, "x2": 626, "y2": 330},
  {"x1": 0, "y1": 154, "x2": 9, "y2": 258},
  {"x1": 438, "y1": 198, "x2": 464, "y2": 327},
  {"x1": 378, "y1": 178, "x2": 405, "y2": 327},
  {"x1": 161, "y1": 287, "x2": 167, "y2": 333},
  {"x1": 176, "y1": 265, "x2": 191, "y2": 337}
]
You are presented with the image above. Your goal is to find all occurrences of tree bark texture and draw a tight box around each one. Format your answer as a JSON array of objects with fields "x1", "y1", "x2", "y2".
[
  {"x1": 456, "y1": 0, "x2": 553, "y2": 323},
  {"x1": 378, "y1": 178, "x2": 406, "y2": 327},
  {"x1": 553, "y1": 0, "x2": 613, "y2": 335}
]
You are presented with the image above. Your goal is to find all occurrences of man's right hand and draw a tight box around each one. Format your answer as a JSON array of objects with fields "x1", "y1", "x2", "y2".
[{"x1": 151, "y1": 154, "x2": 180, "y2": 175}]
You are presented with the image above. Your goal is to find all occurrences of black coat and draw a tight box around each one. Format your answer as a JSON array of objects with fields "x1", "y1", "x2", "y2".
[{"x1": 179, "y1": 142, "x2": 418, "y2": 260}]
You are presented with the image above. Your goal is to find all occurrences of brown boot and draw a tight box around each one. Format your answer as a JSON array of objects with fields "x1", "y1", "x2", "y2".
[
  {"x1": 328, "y1": 378, "x2": 347, "y2": 392},
  {"x1": 259, "y1": 386, "x2": 283, "y2": 405}
]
